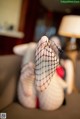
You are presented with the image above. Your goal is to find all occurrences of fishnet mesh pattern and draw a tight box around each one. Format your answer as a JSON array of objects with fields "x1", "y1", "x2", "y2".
[
  {"x1": 38, "y1": 76, "x2": 64, "y2": 110},
  {"x1": 35, "y1": 38, "x2": 59, "y2": 92}
]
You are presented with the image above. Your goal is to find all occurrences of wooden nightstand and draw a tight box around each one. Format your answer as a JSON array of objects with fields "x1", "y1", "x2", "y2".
[
  {"x1": 66, "y1": 51, "x2": 78, "y2": 65},
  {"x1": 66, "y1": 50, "x2": 79, "y2": 93}
]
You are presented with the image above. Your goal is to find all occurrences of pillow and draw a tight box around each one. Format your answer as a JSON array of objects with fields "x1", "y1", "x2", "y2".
[
  {"x1": 13, "y1": 42, "x2": 37, "y2": 56},
  {"x1": 13, "y1": 42, "x2": 37, "y2": 65},
  {"x1": 13, "y1": 44, "x2": 28, "y2": 56},
  {"x1": 21, "y1": 43, "x2": 37, "y2": 65}
]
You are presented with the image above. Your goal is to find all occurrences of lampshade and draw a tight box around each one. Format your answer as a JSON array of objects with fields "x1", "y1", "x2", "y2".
[{"x1": 58, "y1": 15, "x2": 80, "y2": 38}]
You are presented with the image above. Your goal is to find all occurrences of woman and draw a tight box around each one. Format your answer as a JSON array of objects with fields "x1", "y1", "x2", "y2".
[
  {"x1": 18, "y1": 36, "x2": 66, "y2": 110},
  {"x1": 14, "y1": 35, "x2": 73, "y2": 111}
]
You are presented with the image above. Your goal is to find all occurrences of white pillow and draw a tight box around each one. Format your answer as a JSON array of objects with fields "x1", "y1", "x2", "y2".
[
  {"x1": 13, "y1": 42, "x2": 37, "y2": 65},
  {"x1": 13, "y1": 44, "x2": 28, "y2": 56},
  {"x1": 22, "y1": 43, "x2": 37, "y2": 65}
]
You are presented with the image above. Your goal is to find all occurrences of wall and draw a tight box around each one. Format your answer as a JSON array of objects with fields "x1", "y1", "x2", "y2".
[{"x1": 0, "y1": 0, "x2": 22, "y2": 30}]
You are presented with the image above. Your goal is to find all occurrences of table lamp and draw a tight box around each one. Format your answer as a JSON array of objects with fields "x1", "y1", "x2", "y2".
[{"x1": 58, "y1": 15, "x2": 80, "y2": 51}]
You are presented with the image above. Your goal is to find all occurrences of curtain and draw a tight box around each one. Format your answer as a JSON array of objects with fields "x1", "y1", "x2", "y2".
[{"x1": 23, "y1": 0, "x2": 41, "y2": 43}]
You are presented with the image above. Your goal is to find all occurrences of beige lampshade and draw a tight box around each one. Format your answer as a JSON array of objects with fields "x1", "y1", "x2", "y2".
[{"x1": 58, "y1": 15, "x2": 80, "y2": 38}]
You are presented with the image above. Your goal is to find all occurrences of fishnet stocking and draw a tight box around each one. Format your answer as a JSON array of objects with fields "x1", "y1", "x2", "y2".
[{"x1": 35, "y1": 36, "x2": 60, "y2": 92}]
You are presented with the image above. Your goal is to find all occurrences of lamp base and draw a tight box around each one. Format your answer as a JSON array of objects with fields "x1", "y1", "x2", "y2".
[
  {"x1": 66, "y1": 37, "x2": 77, "y2": 51},
  {"x1": 77, "y1": 51, "x2": 80, "y2": 60}
]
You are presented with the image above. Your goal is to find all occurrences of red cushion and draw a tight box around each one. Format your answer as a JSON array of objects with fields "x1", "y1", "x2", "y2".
[{"x1": 56, "y1": 66, "x2": 65, "y2": 79}]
